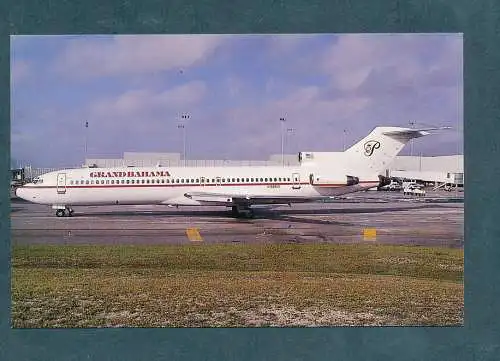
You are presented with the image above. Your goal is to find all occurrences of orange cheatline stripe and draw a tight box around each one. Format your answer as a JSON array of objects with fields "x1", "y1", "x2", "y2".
[{"x1": 22, "y1": 180, "x2": 378, "y2": 190}]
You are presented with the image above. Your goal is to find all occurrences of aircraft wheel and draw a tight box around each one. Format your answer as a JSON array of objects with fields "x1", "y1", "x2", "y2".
[
  {"x1": 56, "y1": 209, "x2": 65, "y2": 217},
  {"x1": 231, "y1": 206, "x2": 240, "y2": 217}
]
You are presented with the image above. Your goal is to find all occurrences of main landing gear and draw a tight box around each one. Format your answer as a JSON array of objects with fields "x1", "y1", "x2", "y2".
[
  {"x1": 55, "y1": 207, "x2": 74, "y2": 217},
  {"x1": 231, "y1": 206, "x2": 254, "y2": 218}
]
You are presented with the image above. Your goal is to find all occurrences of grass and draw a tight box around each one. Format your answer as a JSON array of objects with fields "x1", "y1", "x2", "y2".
[{"x1": 11, "y1": 244, "x2": 463, "y2": 327}]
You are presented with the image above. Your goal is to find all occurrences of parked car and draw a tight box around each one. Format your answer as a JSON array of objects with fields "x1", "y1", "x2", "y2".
[
  {"x1": 403, "y1": 183, "x2": 426, "y2": 196},
  {"x1": 380, "y1": 181, "x2": 402, "y2": 191}
]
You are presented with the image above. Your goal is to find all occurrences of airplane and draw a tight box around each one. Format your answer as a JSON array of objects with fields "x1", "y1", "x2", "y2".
[{"x1": 15, "y1": 126, "x2": 443, "y2": 218}]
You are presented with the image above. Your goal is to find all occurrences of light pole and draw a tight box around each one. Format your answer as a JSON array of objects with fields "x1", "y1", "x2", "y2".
[
  {"x1": 178, "y1": 123, "x2": 186, "y2": 167},
  {"x1": 285, "y1": 127, "x2": 294, "y2": 165},
  {"x1": 280, "y1": 117, "x2": 286, "y2": 166},
  {"x1": 179, "y1": 113, "x2": 190, "y2": 166},
  {"x1": 409, "y1": 120, "x2": 415, "y2": 156},
  {"x1": 342, "y1": 129, "x2": 347, "y2": 151},
  {"x1": 84, "y1": 120, "x2": 88, "y2": 165}
]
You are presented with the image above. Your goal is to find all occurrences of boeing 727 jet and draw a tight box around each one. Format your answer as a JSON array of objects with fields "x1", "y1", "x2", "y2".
[{"x1": 15, "y1": 126, "x2": 440, "y2": 217}]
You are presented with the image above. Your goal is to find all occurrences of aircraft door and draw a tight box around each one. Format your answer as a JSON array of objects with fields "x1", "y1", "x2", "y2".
[
  {"x1": 292, "y1": 172, "x2": 301, "y2": 189},
  {"x1": 56, "y1": 173, "x2": 67, "y2": 194}
]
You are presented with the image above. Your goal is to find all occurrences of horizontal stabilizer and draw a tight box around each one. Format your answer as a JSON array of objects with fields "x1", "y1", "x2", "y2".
[{"x1": 382, "y1": 126, "x2": 451, "y2": 139}]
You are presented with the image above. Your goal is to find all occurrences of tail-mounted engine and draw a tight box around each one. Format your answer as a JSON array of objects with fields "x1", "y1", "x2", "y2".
[{"x1": 309, "y1": 173, "x2": 359, "y2": 186}]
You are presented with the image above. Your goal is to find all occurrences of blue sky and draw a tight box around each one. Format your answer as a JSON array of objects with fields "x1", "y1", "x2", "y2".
[{"x1": 11, "y1": 34, "x2": 463, "y2": 168}]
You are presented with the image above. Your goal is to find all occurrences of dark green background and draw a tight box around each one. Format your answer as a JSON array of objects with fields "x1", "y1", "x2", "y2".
[{"x1": 1, "y1": 1, "x2": 499, "y2": 360}]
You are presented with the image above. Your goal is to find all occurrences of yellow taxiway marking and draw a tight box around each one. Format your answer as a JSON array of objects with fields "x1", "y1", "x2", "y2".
[
  {"x1": 363, "y1": 228, "x2": 377, "y2": 241},
  {"x1": 186, "y1": 228, "x2": 203, "y2": 242}
]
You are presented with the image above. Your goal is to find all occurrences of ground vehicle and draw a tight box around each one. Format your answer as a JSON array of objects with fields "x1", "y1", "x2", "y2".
[
  {"x1": 403, "y1": 183, "x2": 426, "y2": 196},
  {"x1": 380, "y1": 180, "x2": 402, "y2": 191}
]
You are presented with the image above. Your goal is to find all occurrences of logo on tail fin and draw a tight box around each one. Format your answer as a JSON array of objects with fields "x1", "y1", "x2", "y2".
[{"x1": 364, "y1": 140, "x2": 381, "y2": 156}]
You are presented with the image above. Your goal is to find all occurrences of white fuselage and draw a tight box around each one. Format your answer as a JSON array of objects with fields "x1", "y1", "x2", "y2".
[{"x1": 16, "y1": 165, "x2": 379, "y2": 207}]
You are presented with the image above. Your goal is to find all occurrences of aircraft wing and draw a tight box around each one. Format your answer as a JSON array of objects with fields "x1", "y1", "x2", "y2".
[{"x1": 183, "y1": 191, "x2": 328, "y2": 206}]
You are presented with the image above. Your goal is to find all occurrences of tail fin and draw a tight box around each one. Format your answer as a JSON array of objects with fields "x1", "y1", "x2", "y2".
[{"x1": 344, "y1": 126, "x2": 436, "y2": 175}]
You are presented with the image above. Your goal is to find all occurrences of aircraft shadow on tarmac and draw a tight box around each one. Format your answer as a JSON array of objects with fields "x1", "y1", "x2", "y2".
[
  {"x1": 69, "y1": 204, "x2": 447, "y2": 226},
  {"x1": 252, "y1": 204, "x2": 448, "y2": 225}
]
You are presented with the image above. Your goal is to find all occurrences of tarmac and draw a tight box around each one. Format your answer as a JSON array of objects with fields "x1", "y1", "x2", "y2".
[{"x1": 10, "y1": 190, "x2": 464, "y2": 247}]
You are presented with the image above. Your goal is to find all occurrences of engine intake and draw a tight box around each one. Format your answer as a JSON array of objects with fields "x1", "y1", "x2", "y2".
[{"x1": 346, "y1": 175, "x2": 360, "y2": 186}]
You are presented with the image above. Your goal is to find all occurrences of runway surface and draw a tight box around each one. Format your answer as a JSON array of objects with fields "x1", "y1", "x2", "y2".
[{"x1": 11, "y1": 191, "x2": 464, "y2": 247}]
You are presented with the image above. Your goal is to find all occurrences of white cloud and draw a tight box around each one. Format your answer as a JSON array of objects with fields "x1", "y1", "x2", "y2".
[
  {"x1": 11, "y1": 60, "x2": 30, "y2": 83},
  {"x1": 55, "y1": 35, "x2": 226, "y2": 78},
  {"x1": 265, "y1": 34, "x2": 315, "y2": 56},
  {"x1": 90, "y1": 81, "x2": 207, "y2": 119},
  {"x1": 322, "y1": 34, "x2": 462, "y2": 92},
  {"x1": 226, "y1": 76, "x2": 243, "y2": 98},
  {"x1": 223, "y1": 85, "x2": 372, "y2": 155}
]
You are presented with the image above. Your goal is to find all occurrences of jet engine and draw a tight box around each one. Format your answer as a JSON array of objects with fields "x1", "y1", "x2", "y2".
[
  {"x1": 346, "y1": 175, "x2": 360, "y2": 186},
  {"x1": 310, "y1": 174, "x2": 360, "y2": 186}
]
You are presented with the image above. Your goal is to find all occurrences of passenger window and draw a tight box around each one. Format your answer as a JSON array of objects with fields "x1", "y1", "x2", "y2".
[
  {"x1": 232, "y1": 178, "x2": 235, "y2": 182},
  {"x1": 191, "y1": 179, "x2": 194, "y2": 183},
  {"x1": 91, "y1": 180, "x2": 94, "y2": 184},
  {"x1": 131, "y1": 180, "x2": 135, "y2": 184},
  {"x1": 157, "y1": 179, "x2": 160, "y2": 184},
  {"x1": 196, "y1": 179, "x2": 199, "y2": 183},
  {"x1": 86, "y1": 180, "x2": 90, "y2": 185},
  {"x1": 265, "y1": 178, "x2": 268, "y2": 182},
  {"x1": 161, "y1": 179, "x2": 165, "y2": 183},
  {"x1": 287, "y1": 178, "x2": 291, "y2": 182},
  {"x1": 251, "y1": 178, "x2": 254, "y2": 182},
  {"x1": 274, "y1": 178, "x2": 277, "y2": 182},
  {"x1": 146, "y1": 179, "x2": 149, "y2": 184},
  {"x1": 260, "y1": 178, "x2": 263, "y2": 182},
  {"x1": 126, "y1": 180, "x2": 129, "y2": 184},
  {"x1": 106, "y1": 180, "x2": 109, "y2": 184},
  {"x1": 212, "y1": 179, "x2": 215, "y2": 183},
  {"x1": 222, "y1": 178, "x2": 226, "y2": 183},
  {"x1": 111, "y1": 180, "x2": 114, "y2": 184},
  {"x1": 175, "y1": 179, "x2": 179, "y2": 183},
  {"x1": 279, "y1": 177, "x2": 282, "y2": 181}
]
